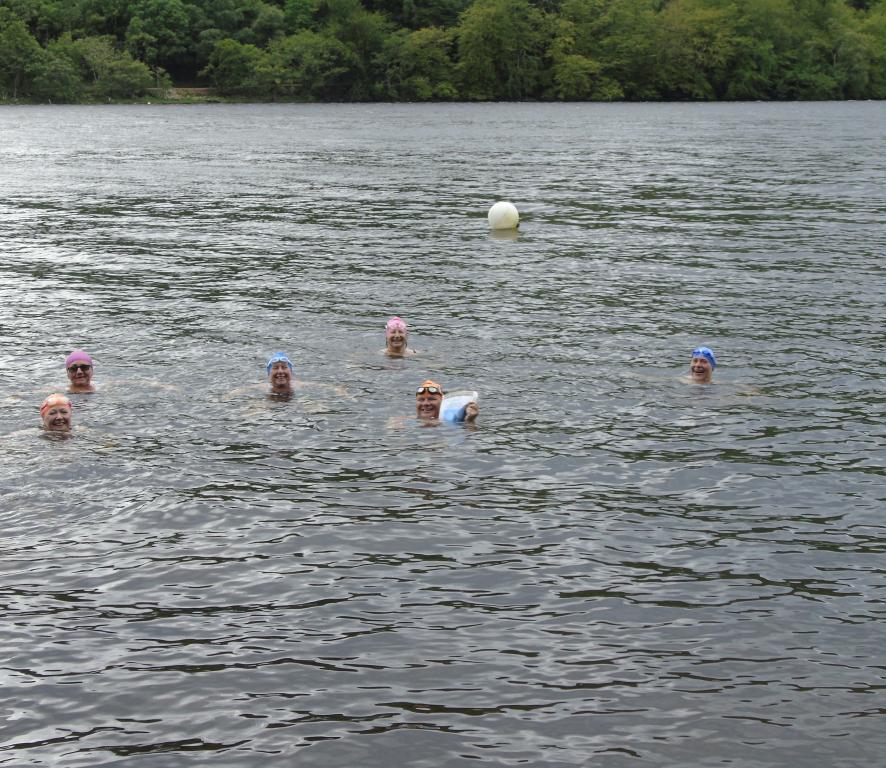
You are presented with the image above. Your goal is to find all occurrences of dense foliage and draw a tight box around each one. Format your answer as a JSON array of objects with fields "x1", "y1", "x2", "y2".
[{"x1": 1, "y1": 0, "x2": 884, "y2": 101}]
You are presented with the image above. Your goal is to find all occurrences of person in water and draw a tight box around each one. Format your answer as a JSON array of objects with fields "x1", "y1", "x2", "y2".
[
  {"x1": 266, "y1": 352, "x2": 294, "y2": 394},
  {"x1": 66, "y1": 349, "x2": 95, "y2": 393},
  {"x1": 688, "y1": 346, "x2": 717, "y2": 383},
  {"x1": 416, "y1": 379, "x2": 479, "y2": 423},
  {"x1": 41, "y1": 393, "x2": 73, "y2": 432},
  {"x1": 384, "y1": 316, "x2": 415, "y2": 357}
]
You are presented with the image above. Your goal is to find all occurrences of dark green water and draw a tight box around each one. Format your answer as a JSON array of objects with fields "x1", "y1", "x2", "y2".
[{"x1": 0, "y1": 102, "x2": 883, "y2": 767}]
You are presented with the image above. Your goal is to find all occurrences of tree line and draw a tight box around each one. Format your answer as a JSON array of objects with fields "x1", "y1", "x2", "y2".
[{"x1": 1, "y1": 0, "x2": 884, "y2": 102}]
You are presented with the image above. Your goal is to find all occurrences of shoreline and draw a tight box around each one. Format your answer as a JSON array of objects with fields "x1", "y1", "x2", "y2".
[{"x1": 1, "y1": 91, "x2": 881, "y2": 107}]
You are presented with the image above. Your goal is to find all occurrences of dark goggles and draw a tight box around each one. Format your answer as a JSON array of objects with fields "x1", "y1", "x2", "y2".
[{"x1": 67, "y1": 364, "x2": 92, "y2": 373}]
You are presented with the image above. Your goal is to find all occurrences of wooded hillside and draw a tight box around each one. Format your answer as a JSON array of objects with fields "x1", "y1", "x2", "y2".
[{"x1": 1, "y1": 0, "x2": 883, "y2": 101}]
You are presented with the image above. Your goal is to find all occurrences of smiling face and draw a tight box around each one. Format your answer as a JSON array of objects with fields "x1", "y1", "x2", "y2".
[
  {"x1": 416, "y1": 387, "x2": 443, "y2": 419},
  {"x1": 689, "y1": 355, "x2": 713, "y2": 383},
  {"x1": 386, "y1": 328, "x2": 407, "y2": 354},
  {"x1": 66, "y1": 362, "x2": 93, "y2": 390},
  {"x1": 42, "y1": 403, "x2": 72, "y2": 432},
  {"x1": 268, "y1": 361, "x2": 293, "y2": 392}
]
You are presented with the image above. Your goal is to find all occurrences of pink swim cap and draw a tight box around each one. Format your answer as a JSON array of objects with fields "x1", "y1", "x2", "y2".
[
  {"x1": 65, "y1": 349, "x2": 93, "y2": 368},
  {"x1": 385, "y1": 317, "x2": 407, "y2": 338}
]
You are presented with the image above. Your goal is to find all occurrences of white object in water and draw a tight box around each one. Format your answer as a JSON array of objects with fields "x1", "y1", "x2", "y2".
[
  {"x1": 488, "y1": 201, "x2": 519, "y2": 230},
  {"x1": 440, "y1": 390, "x2": 479, "y2": 422}
]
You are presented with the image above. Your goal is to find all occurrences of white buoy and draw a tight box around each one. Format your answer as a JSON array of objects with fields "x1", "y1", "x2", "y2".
[{"x1": 488, "y1": 201, "x2": 519, "y2": 230}]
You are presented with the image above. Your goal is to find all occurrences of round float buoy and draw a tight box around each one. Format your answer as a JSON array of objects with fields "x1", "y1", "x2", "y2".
[{"x1": 488, "y1": 201, "x2": 519, "y2": 230}]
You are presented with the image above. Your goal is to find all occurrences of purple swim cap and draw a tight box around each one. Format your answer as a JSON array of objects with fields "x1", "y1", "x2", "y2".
[{"x1": 66, "y1": 349, "x2": 93, "y2": 368}]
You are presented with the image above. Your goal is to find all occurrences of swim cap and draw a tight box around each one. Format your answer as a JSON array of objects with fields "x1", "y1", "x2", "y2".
[
  {"x1": 40, "y1": 393, "x2": 72, "y2": 419},
  {"x1": 266, "y1": 352, "x2": 293, "y2": 375},
  {"x1": 691, "y1": 347, "x2": 717, "y2": 368},
  {"x1": 65, "y1": 349, "x2": 93, "y2": 368},
  {"x1": 385, "y1": 317, "x2": 408, "y2": 337},
  {"x1": 417, "y1": 379, "x2": 444, "y2": 394}
]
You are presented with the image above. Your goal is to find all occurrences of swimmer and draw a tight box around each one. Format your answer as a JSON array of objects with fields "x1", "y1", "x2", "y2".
[
  {"x1": 687, "y1": 346, "x2": 716, "y2": 383},
  {"x1": 416, "y1": 379, "x2": 479, "y2": 423},
  {"x1": 66, "y1": 349, "x2": 95, "y2": 393},
  {"x1": 384, "y1": 316, "x2": 415, "y2": 357},
  {"x1": 266, "y1": 352, "x2": 294, "y2": 395},
  {"x1": 41, "y1": 393, "x2": 72, "y2": 432},
  {"x1": 225, "y1": 352, "x2": 350, "y2": 409}
]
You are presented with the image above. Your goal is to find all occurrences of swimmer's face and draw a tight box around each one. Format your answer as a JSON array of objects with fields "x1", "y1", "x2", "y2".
[
  {"x1": 43, "y1": 404, "x2": 72, "y2": 432},
  {"x1": 269, "y1": 361, "x2": 292, "y2": 390},
  {"x1": 689, "y1": 356, "x2": 713, "y2": 382},
  {"x1": 416, "y1": 389, "x2": 443, "y2": 419},
  {"x1": 387, "y1": 328, "x2": 407, "y2": 351},
  {"x1": 67, "y1": 362, "x2": 93, "y2": 388}
]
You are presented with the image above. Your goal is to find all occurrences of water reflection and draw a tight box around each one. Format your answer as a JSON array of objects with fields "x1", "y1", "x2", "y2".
[{"x1": 489, "y1": 228, "x2": 520, "y2": 241}]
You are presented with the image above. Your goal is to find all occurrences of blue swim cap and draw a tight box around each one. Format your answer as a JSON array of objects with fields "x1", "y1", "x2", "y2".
[
  {"x1": 266, "y1": 352, "x2": 293, "y2": 375},
  {"x1": 691, "y1": 346, "x2": 717, "y2": 368}
]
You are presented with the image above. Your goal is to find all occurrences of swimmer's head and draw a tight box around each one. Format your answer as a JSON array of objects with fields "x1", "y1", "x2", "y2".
[
  {"x1": 416, "y1": 379, "x2": 444, "y2": 419},
  {"x1": 385, "y1": 317, "x2": 409, "y2": 355},
  {"x1": 385, "y1": 317, "x2": 407, "y2": 337},
  {"x1": 689, "y1": 346, "x2": 716, "y2": 383},
  {"x1": 266, "y1": 352, "x2": 294, "y2": 391},
  {"x1": 65, "y1": 349, "x2": 94, "y2": 388},
  {"x1": 41, "y1": 393, "x2": 72, "y2": 431},
  {"x1": 266, "y1": 352, "x2": 293, "y2": 376},
  {"x1": 691, "y1": 347, "x2": 716, "y2": 368}
]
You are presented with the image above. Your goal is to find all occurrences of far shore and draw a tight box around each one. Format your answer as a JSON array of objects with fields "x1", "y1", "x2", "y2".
[{"x1": 1, "y1": 90, "x2": 879, "y2": 107}]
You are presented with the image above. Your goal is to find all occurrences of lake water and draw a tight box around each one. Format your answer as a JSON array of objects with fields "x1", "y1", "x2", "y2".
[{"x1": 0, "y1": 102, "x2": 884, "y2": 767}]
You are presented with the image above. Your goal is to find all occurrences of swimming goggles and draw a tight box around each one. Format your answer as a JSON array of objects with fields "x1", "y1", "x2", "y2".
[
  {"x1": 67, "y1": 364, "x2": 92, "y2": 372},
  {"x1": 416, "y1": 386, "x2": 443, "y2": 395}
]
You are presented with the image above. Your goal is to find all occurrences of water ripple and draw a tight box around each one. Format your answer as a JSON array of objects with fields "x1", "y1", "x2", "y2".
[{"x1": 1, "y1": 102, "x2": 884, "y2": 767}]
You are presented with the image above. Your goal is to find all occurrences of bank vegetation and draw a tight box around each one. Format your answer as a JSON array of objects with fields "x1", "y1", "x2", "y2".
[{"x1": 1, "y1": 0, "x2": 883, "y2": 102}]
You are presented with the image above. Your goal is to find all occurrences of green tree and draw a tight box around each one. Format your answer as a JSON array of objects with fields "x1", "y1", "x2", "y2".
[
  {"x1": 124, "y1": 0, "x2": 191, "y2": 75},
  {"x1": 195, "y1": 0, "x2": 245, "y2": 32},
  {"x1": 54, "y1": 33, "x2": 156, "y2": 98},
  {"x1": 0, "y1": 12, "x2": 43, "y2": 98},
  {"x1": 650, "y1": 0, "x2": 736, "y2": 99},
  {"x1": 712, "y1": 0, "x2": 791, "y2": 99},
  {"x1": 252, "y1": 2, "x2": 285, "y2": 44},
  {"x1": 29, "y1": 46, "x2": 84, "y2": 100},
  {"x1": 321, "y1": 0, "x2": 391, "y2": 99},
  {"x1": 455, "y1": 0, "x2": 548, "y2": 99},
  {"x1": 1, "y1": 0, "x2": 77, "y2": 43},
  {"x1": 194, "y1": 26, "x2": 228, "y2": 67},
  {"x1": 75, "y1": 0, "x2": 133, "y2": 38},
  {"x1": 562, "y1": 0, "x2": 659, "y2": 99},
  {"x1": 284, "y1": 0, "x2": 319, "y2": 32},
  {"x1": 252, "y1": 28, "x2": 357, "y2": 99},
  {"x1": 94, "y1": 54, "x2": 156, "y2": 96},
  {"x1": 859, "y1": 1, "x2": 886, "y2": 97},
  {"x1": 546, "y1": 15, "x2": 622, "y2": 99},
  {"x1": 378, "y1": 25, "x2": 457, "y2": 99},
  {"x1": 412, "y1": 0, "x2": 472, "y2": 29},
  {"x1": 200, "y1": 36, "x2": 262, "y2": 91}
]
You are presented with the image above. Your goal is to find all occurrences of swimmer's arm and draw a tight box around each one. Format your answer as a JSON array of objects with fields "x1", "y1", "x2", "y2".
[
  {"x1": 464, "y1": 402, "x2": 479, "y2": 423},
  {"x1": 128, "y1": 379, "x2": 180, "y2": 392},
  {"x1": 5, "y1": 428, "x2": 33, "y2": 439},
  {"x1": 297, "y1": 380, "x2": 352, "y2": 399},
  {"x1": 102, "y1": 378, "x2": 181, "y2": 392},
  {"x1": 223, "y1": 383, "x2": 267, "y2": 400}
]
